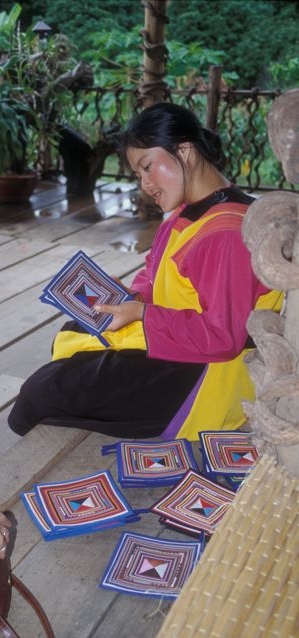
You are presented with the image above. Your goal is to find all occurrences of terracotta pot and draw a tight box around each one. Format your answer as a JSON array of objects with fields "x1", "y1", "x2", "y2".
[{"x1": 0, "y1": 173, "x2": 38, "y2": 203}]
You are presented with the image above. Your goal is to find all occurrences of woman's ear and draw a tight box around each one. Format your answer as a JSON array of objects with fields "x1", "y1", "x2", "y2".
[{"x1": 177, "y1": 142, "x2": 191, "y2": 163}]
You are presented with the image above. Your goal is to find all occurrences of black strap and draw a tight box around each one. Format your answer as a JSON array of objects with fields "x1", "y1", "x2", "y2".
[{"x1": 0, "y1": 556, "x2": 12, "y2": 619}]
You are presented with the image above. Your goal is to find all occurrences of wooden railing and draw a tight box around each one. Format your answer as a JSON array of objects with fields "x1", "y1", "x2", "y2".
[{"x1": 71, "y1": 66, "x2": 296, "y2": 192}]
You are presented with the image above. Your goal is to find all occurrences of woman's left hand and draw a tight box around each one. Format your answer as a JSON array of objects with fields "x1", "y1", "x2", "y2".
[{"x1": 94, "y1": 301, "x2": 145, "y2": 332}]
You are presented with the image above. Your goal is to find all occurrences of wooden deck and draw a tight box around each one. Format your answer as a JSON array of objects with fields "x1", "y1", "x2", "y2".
[{"x1": 0, "y1": 179, "x2": 203, "y2": 638}]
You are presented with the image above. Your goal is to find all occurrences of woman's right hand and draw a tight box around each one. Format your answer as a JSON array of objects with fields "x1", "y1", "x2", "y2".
[{"x1": 0, "y1": 512, "x2": 11, "y2": 559}]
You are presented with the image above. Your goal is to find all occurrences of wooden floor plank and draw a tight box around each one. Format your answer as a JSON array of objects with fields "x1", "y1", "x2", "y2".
[
  {"x1": 0, "y1": 181, "x2": 137, "y2": 236},
  {"x1": 92, "y1": 595, "x2": 172, "y2": 638},
  {"x1": 0, "y1": 237, "x2": 54, "y2": 270},
  {"x1": 0, "y1": 288, "x2": 62, "y2": 350},
  {"x1": 0, "y1": 182, "x2": 66, "y2": 223},
  {"x1": 0, "y1": 234, "x2": 14, "y2": 245},
  {"x1": 0, "y1": 373, "x2": 24, "y2": 409},
  {"x1": 1, "y1": 317, "x2": 62, "y2": 380},
  {"x1": 0, "y1": 192, "x2": 103, "y2": 237},
  {"x1": 0, "y1": 424, "x2": 89, "y2": 510},
  {"x1": 0, "y1": 406, "x2": 23, "y2": 454},
  {"x1": 5, "y1": 209, "x2": 153, "y2": 245},
  {"x1": 56, "y1": 217, "x2": 159, "y2": 253},
  {"x1": 0, "y1": 213, "x2": 93, "y2": 244}
]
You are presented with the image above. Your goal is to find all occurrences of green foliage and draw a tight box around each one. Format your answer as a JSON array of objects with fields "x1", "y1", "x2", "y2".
[
  {"x1": 270, "y1": 57, "x2": 299, "y2": 89},
  {"x1": 0, "y1": 3, "x2": 83, "y2": 173},
  {"x1": 0, "y1": 4, "x2": 38, "y2": 173},
  {"x1": 0, "y1": 2, "x2": 22, "y2": 51},
  {"x1": 76, "y1": 27, "x2": 236, "y2": 129},
  {"x1": 3, "y1": 0, "x2": 298, "y2": 90},
  {"x1": 167, "y1": 0, "x2": 299, "y2": 89},
  {"x1": 166, "y1": 40, "x2": 238, "y2": 88},
  {"x1": 166, "y1": 41, "x2": 222, "y2": 88},
  {"x1": 217, "y1": 97, "x2": 285, "y2": 187},
  {"x1": 0, "y1": 1, "x2": 48, "y2": 29},
  {"x1": 87, "y1": 27, "x2": 142, "y2": 89},
  {"x1": 44, "y1": 0, "x2": 143, "y2": 54},
  {"x1": 0, "y1": 82, "x2": 29, "y2": 174}
]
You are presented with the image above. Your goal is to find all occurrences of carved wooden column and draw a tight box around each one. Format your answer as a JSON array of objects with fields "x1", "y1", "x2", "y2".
[{"x1": 242, "y1": 89, "x2": 299, "y2": 477}]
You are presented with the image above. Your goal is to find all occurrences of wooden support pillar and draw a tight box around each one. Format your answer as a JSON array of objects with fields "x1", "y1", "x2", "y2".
[
  {"x1": 138, "y1": 0, "x2": 169, "y2": 108},
  {"x1": 206, "y1": 65, "x2": 222, "y2": 131}
]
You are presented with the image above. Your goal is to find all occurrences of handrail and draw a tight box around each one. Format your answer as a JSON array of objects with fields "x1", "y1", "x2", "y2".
[{"x1": 68, "y1": 67, "x2": 296, "y2": 192}]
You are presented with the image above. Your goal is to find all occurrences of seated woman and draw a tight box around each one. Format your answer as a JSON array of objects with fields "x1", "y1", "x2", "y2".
[{"x1": 8, "y1": 103, "x2": 283, "y2": 441}]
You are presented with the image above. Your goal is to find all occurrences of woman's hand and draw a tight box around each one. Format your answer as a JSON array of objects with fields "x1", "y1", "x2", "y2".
[
  {"x1": 0, "y1": 512, "x2": 11, "y2": 559},
  {"x1": 94, "y1": 301, "x2": 145, "y2": 332}
]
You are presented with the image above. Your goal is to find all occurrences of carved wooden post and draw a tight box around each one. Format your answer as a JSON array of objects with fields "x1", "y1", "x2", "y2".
[
  {"x1": 138, "y1": 0, "x2": 169, "y2": 108},
  {"x1": 241, "y1": 89, "x2": 299, "y2": 477}
]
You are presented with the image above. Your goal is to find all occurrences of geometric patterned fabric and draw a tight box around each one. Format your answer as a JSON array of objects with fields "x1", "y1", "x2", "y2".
[
  {"x1": 199, "y1": 431, "x2": 259, "y2": 474},
  {"x1": 99, "y1": 531, "x2": 204, "y2": 598},
  {"x1": 199, "y1": 431, "x2": 260, "y2": 490},
  {"x1": 101, "y1": 439, "x2": 199, "y2": 486},
  {"x1": 152, "y1": 469, "x2": 235, "y2": 535},
  {"x1": 21, "y1": 470, "x2": 135, "y2": 539}
]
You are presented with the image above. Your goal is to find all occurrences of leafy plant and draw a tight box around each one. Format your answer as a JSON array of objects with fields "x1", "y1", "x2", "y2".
[
  {"x1": 0, "y1": 3, "x2": 89, "y2": 175},
  {"x1": 0, "y1": 83, "x2": 30, "y2": 175},
  {"x1": 269, "y1": 57, "x2": 299, "y2": 90}
]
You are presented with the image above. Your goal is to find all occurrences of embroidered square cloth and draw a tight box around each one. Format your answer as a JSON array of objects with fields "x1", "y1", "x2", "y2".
[
  {"x1": 40, "y1": 250, "x2": 133, "y2": 337},
  {"x1": 101, "y1": 438, "x2": 199, "y2": 487},
  {"x1": 22, "y1": 470, "x2": 136, "y2": 539},
  {"x1": 152, "y1": 469, "x2": 235, "y2": 536},
  {"x1": 99, "y1": 531, "x2": 203, "y2": 598}
]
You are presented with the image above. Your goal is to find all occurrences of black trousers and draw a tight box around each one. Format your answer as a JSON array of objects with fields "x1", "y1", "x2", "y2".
[{"x1": 8, "y1": 349, "x2": 203, "y2": 439}]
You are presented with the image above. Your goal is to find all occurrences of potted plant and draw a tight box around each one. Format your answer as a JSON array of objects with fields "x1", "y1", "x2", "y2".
[
  {"x1": 0, "y1": 79, "x2": 40, "y2": 203},
  {"x1": 0, "y1": 3, "x2": 94, "y2": 202},
  {"x1": 0, "y1": 4, "x2": 39, "y2": 202}
]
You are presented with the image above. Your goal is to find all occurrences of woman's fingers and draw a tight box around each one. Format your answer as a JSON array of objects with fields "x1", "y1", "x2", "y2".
[{"x1": 94, "y1": 301, "x2": 145, "y2": 331}]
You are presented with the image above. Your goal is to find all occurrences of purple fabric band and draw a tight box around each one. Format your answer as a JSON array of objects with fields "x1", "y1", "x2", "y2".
[{"x1": 161, "y1": 367, "x2": 207, "y2": 440}]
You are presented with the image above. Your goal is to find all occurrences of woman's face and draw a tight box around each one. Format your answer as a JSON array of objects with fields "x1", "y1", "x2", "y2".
[{"x1": 127, "y1": 146, "x2": 185, "y2": 212}]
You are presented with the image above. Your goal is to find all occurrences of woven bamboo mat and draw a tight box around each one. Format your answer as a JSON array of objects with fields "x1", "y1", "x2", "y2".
[{"x1": 156, "y1": 453, "x2": 299, "y2": 638}]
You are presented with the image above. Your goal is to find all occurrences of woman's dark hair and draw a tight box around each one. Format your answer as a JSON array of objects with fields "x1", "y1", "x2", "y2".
[{"x1": 120, "y1": 102, "x2": 226, "y2": 171}]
